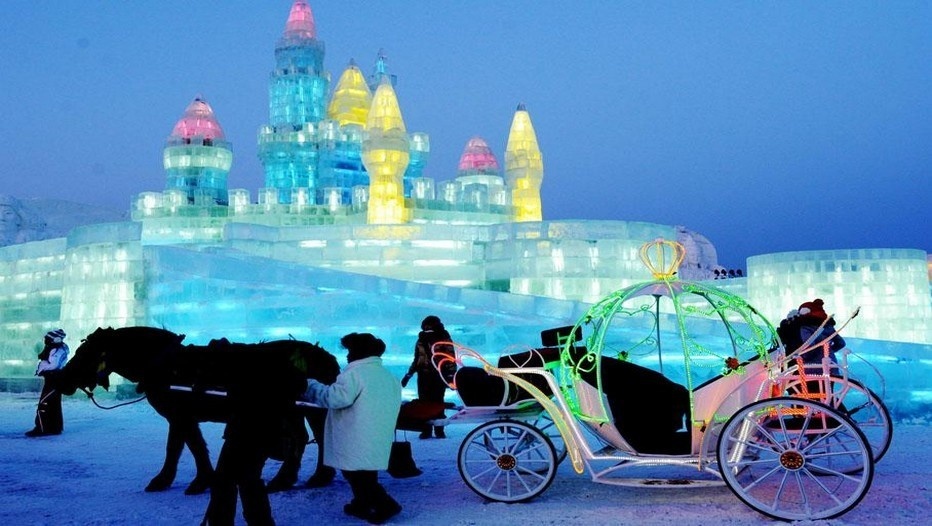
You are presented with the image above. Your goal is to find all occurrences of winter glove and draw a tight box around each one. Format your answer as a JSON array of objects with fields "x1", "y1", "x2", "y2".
[{"x1": 401, "y1": 373, "x2": 413, "y2": 388}]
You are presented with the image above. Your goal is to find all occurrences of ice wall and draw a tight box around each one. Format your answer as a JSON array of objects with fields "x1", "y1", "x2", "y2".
[
  {"x1": 748, "y1": 249, "x2": 931, "y2": 343},
  {"x1": 0, "y1": 238, "x2": 66, "y2": 376},
  {"x1": 59, "y1": 222, "x2": 147, "y2": 337},
  {"x1": 141, "y1": 244, "x2": 591, "y2": 364}
]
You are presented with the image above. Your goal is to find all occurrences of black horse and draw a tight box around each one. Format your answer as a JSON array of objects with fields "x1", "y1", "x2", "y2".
[{"x1": 56, "y1": 326, "x2": 340, "y2": 495}]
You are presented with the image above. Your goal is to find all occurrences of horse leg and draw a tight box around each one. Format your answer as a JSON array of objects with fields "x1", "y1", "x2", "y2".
[
  {"x1": 266, "y1": 415, "x2": 308, "y2": 493},
  {"x1": 183, "y1": 423, "x2": 215, "y2": 495},
  {"x1": 304, "y1": 408, "x2": 335, "y2": 488},
  {"x1": 146, "y1": 421, "x2": 184, "y2": 492}
]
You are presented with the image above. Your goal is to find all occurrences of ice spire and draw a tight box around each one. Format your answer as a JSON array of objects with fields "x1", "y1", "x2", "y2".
[
  {"x1": 283, "y1": 0, "x2": 316, "y2": 40},
  {"x1": 169, "y1": 97, "x2": 225, "y2": 140},
  {"x1": 457, "y1": 136, "x2": 500, "y2": 176},
  {"x1": 327, "y1": 61, "x2": 372, "y2": 127},
  {"x1": 504, "y1": 103, "x2": 543, "y2": 222},
  {"x1": 368, "y1": 49, "x2": 397, "y2": 92},
  {"x1": 164, "y1": 96, "x2": 232, "y2": 206},
  {"x1": 362, "y1": 80, "x2": 410, "y2": 224}
]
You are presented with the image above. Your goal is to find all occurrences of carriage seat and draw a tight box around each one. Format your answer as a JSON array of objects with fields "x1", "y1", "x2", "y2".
[
  {"x1": 571, "y1": 351, "x2": 691, "y2": 455},
  {"x1": 455, "y1": 347, "x2": 560, "y2": 407}
]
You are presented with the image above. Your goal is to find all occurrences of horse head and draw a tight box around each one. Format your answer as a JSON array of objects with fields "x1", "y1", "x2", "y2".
[
  {"x1": 57, "y1": 327, "x2": 116, "y2": 395},
  {"x1": 292, "y1": 341, "x2": 340, "y2": 384},
  {"x1": 58, "y1": 326, "x2": 186, "y2": 396}
]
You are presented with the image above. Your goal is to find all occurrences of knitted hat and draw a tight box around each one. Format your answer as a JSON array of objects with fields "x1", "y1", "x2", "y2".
[
  {"x1": 45, "y1": 328, "x2": 66, "y2": 344},
  {"x1": 797, "y1": 299, "x2": 827, "y2": 321}
]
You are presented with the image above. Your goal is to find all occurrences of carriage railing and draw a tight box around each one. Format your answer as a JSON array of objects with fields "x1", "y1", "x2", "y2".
[
  {"x1": 435, "y1": 341, "x2": 590, "y2": 474},
  {"x1": 769, "y1": 307, "x2": 884, "y2": 406}
]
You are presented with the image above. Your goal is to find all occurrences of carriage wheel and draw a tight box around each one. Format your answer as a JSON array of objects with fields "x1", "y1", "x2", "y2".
[
  {"x1": 529, "y1": 411, "x2": 567, "y2": 465},
  {"x1": 717, "y1": 397, "x2": 874, "y2": 521},
  {"x1": 783, "y1": 376, "x2": 893, "y2": 463},
  {"x1": 457, "y1": 420, "x2": 558, "y2": 503}
]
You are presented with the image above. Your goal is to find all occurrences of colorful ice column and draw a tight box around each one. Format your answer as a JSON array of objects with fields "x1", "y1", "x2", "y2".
[
  {"x1": 258, "y1": 0, "x2": 328, "y2": 204},
  {"x1": 504, "y1": 104, "x2": 544, "y2": 222},
  {"x1": 269, "y1": 0, "x2": 327, "y2": 126},
  {"x1": 362, "y1": 81, "x2": 410, "y2": 224},
  {"x1": 404, "y1": 132, "x2": 430, "y2": 196},
  {"x1": 456, "y1": 136, "x2": 506, "y2": 207},
  {"x1": 318, "y1": 62, "x2": 372, "y2": 205},
  {"x1": 327, "y1": 61, "x2": 372, "y2": 127},
  {"x1": 163, "y1": 97, "x2": 232, "y2": 205}
]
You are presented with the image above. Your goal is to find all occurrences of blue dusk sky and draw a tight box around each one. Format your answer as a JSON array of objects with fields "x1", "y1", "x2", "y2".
[{"x1": 0, "y1": 1, "x2": 928, "y2": 267}]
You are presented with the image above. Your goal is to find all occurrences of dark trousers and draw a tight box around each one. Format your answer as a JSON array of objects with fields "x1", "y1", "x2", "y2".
[
  {"x1": 416, "y1": 372, "x2": 447, "y2": 436},
  {"x1": 203, "y1": 435, "x2": 274, "y2": 526},
  {"x1": 35, "y1": 379, "x2": 63, "y2": 434},
  {"x1": 342, "y1": 469, "x2": 398, "y2": 513}
]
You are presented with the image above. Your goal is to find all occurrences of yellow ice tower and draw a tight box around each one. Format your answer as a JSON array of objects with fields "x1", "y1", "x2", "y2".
[
  {"x1": 505, "y1": 103, "x2": 543, "y2": 222},
  {"x1": 362, "y1": 81, "x2": 410, "y2": 224},
  {"x1": 327, "y1": 62, "x2": 372, "y2": 127}
]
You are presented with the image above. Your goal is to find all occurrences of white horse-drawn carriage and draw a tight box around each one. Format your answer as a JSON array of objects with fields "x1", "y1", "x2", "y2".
[{"x1": 429, "y1": 239, "x2": 891, "y2": 521}]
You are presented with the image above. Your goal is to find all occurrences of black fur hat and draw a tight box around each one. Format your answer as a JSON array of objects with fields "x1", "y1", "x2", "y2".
[
  {"x1": 421, "y1": 315, "x2": 442, "y2": 331},
  {"x1": 341, "y1": 332, "x2": 386, "y2": 362}
]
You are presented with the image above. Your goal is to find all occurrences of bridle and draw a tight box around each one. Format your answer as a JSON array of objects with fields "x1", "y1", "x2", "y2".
[{"x1": 79, "y1": 386, "x2": 148, "y2": 410}]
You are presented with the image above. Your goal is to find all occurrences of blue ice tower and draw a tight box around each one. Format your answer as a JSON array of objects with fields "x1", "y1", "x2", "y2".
[
  {"x1": 258, "y1": 0, "x2": 329, "y2": 204},
  {"x1": 317, "y1": 60, "x2": 371, "y2": 208},
  {"x1": 163, "y1": 97, "x2": 232, "y2": 206}
]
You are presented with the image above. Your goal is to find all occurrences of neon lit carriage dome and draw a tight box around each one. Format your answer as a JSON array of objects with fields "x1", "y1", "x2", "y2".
[{"x1": 555, "y1": 239, "x2": 778, "y2": 453}]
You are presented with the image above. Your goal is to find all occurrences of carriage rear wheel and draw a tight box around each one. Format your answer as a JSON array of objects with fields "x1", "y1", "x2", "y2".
[
  {"x1": 717, "y1": 397, "x2": 874, "y2": 521},
  {"x1": 782, "y1": 376, "x2": 892, "y2": 463},
  {"x1": 457, "y1": 420, "x2": 558, "y2": 503}
]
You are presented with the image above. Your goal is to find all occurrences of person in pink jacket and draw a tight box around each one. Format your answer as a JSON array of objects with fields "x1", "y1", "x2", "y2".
[{"x1": 304, "y1": 333, "x2": 402, "y2": 524}]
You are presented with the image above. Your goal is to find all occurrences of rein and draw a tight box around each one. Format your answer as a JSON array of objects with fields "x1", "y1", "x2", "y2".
[{"x1": 80, "y1": 387, "x2": 148, "y2": 410}]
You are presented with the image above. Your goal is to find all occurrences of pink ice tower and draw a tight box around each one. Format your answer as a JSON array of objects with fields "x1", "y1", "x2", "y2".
[
  {"x1": 454, "y1": 136, "x2": 507, "y2": 208},
  {"x1": 163, "y1": 97, "x2": 232, "y2": 206}
]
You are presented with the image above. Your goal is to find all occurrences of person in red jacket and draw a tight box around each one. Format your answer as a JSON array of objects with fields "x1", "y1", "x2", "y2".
[{"x1": 402, "y1": 316, "x2": 453, "y2": 439}]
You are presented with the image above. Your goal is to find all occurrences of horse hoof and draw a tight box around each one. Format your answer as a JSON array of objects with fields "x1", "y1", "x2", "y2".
[
  {"x1": 184, "y1": 477, "x2": 212, "y2": 495},
  {"x1": 145, "y1": 480, "x2": 171, "y2": 492},
  {"x1": 266, "y1": 478, "x2": 295, "y2": 494}
]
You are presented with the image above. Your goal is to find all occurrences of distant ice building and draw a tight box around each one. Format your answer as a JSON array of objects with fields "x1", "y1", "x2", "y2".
[{"x1": 0, "y1": 1, "x2": 928, "y2": 403}]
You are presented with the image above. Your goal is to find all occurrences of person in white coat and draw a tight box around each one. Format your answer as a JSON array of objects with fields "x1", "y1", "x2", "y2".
[
  {"x1": 26, "y1": 328, "x2": 69, "y2": 437},
  {"x1": 303, "y1": 333, "x2": 402, "y2": 525}
]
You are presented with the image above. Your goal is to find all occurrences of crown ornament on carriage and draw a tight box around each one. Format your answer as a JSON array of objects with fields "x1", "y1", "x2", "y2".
[{"x1": 638, "y1": 238, "x2": 686, "y2": 280}]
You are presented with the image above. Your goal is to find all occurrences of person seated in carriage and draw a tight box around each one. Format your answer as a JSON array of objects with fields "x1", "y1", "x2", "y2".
[{"x1": 779, "y1": 298, "x2": 846, "y2": 364}]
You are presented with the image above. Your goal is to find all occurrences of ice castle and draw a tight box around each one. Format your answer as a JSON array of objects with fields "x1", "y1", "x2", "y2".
[{"x1": 1, "y1": 1, "x2": 929, "y2": 417}]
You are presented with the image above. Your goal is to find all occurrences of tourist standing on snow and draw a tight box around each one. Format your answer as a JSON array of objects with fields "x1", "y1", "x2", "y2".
[
  {"x1": 26, "y1": 328, "x2": 69, "y2": 437},
  {"x1": 203, "y1": 341, "x2": 308, "y2": 526},
  {"x1": 401, "y1": 315, "x2": 453, "y2": 439},
  {"x1": 304, "y1": 332, "x2": 402, "y2": 525}
]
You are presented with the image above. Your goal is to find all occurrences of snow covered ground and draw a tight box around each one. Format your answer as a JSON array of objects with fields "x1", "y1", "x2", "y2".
[{"x1": 1, "y1": 392, "x2": 929, "y2": 526}]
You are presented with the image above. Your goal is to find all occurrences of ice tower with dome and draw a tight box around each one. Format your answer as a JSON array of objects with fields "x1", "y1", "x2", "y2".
[{"x1": 0, "y1": 1, "x2": 928, "y2": 419}]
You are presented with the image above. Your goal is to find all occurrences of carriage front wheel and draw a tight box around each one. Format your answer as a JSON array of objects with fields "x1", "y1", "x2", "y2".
[
  {"x1": 717, "y1": 397, "x2": 874, "y2": 521},
  {"x1": 457, "y1": 420, "x2": 558, "y2": 503}
]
